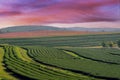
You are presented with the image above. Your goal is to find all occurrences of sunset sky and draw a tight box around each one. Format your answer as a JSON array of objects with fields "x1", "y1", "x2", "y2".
[{"x1": 0, "y1": 0, "x2": 120, "y2": 28}]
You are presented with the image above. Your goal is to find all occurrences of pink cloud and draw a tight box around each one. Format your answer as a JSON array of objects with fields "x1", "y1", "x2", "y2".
[{"x1": 0, "y1": 0, "x2": 119, "y2": 28}]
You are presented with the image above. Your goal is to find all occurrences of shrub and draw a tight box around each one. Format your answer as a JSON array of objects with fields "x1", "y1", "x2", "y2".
[
  {"x1": 117, "y1": 40, "x2": 120, "y2": 47},
  {"x1": 101, "y1": 41, "x2": 107, "y2": 47}
]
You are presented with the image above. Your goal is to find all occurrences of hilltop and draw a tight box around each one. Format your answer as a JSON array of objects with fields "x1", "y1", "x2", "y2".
[
  {"x1": 0, "y1": 26, "x2": 120, "y2": 33},
  {"x1": 0, "y1": 25, "x2": 65, "y2": 33}
]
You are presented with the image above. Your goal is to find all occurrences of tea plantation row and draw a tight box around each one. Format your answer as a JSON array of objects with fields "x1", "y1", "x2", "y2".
[
  {"x1": 26, "y1": 46, "x2": 120, "y2": 79},
  {"x1": 1, "y1": 45, "x2": 94, "y2": 80}
]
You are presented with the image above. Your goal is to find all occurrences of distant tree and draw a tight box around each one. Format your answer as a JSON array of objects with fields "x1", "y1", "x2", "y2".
[
  {"x1": 108, "y1": 41, "x2": 114, "y2": 48},
  {"x1": 101, "y1": 30, "x2": 105, "y2": 32},
  {"x1": 0, "y1": 30, "x2": 3, "y2": 34},
  {"x1": 117, "y1": 40, "x2": 120, "y2": 48},
  {"x1": 101, "y1": 42, "x2": 107, "y2": 47},
  {"x1": 6, "y1": 30, "x2": 9, "y2": 33}
]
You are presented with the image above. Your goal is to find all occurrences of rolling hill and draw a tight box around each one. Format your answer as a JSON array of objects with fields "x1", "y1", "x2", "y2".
[
  {"x1": 0, "y1": 25, "x2": 119, "y2": 38},
  {"x1": 0, "y1": 25, "x2": 65, "y2": 33},
  {"x1": 0, "y1": 26, "x2": 120, "y2": 34},
  {"x1": 66, "y1": 27, "x2": 120, "y2": 32}
]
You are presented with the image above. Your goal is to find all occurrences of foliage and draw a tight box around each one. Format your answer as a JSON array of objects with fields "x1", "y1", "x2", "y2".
[
  {"x1": 117, "y1": 40, "x2": 120, "y2": 47},
  {"x1": 101, "y1": 41, "x2": 106, "y2": 47},
  {"x1": 108, "y1": 41, "x2": 114, "y2": 47}
]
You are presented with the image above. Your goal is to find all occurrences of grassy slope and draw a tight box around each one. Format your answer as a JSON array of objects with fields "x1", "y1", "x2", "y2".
[
  {"x1": 0, "y1": 47, "x2": 17, "y2": 80},
  {"x1": 13, "y1": 47, "x2": 33, "y2": 62}
]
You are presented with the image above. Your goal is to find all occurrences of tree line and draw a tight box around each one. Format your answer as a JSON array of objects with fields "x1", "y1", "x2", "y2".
[{"x1": 102, "y1": 40, "x2": 120, "y2": 48}]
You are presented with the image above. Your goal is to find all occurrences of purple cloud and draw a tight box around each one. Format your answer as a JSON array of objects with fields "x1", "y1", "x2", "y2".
[{"x1": 0, "y1": 0, "x2": 119, "y2": 24}]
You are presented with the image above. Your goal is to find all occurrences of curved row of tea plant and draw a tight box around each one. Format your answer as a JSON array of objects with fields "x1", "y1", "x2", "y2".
[
  {"x1": 62, "y1": 48, "x2": 120, "y2": 64},
  {"x1": 26, "y1": 46, "x2": 120, "y2": 79},
  {"x1": 2, "y1": 45, "x2": 94, "y2": 80},
  {"x1": 0, "y1": 47, "x2": 18, "y2": 80}
]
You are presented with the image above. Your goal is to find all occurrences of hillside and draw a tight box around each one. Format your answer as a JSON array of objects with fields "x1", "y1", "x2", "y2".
[
  {"x1": 0, "y1": 26, "x2": 64, "y2": 33},
  {"x1": 0, "y1": 26, "x2": 120, "y2": 33},
  {"x1": 66, "y1": 27, "x2": 120, "y2": 32}
]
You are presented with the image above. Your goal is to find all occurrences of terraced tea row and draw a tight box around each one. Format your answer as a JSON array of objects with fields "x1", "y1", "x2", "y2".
[
  {"x1": 1, "y1": 45, "x2": 120, "y2": 80},
  {"x1": 25, "y1": 46, "x2": 120, "y2": 79},
  {"x1": 2, "y1": 45, "x2": 93, "y2": 80},
  {"x1": 0, "y1": 47, "x2": 18, "y2": 80},
  {"x1": 62, "y1": 48, "x2": 120, "y2": 64}
]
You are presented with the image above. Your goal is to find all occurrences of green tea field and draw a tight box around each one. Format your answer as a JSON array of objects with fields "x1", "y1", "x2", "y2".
[{"x1": 0, "y1": 33, "x2": 120, "y2": 80}]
